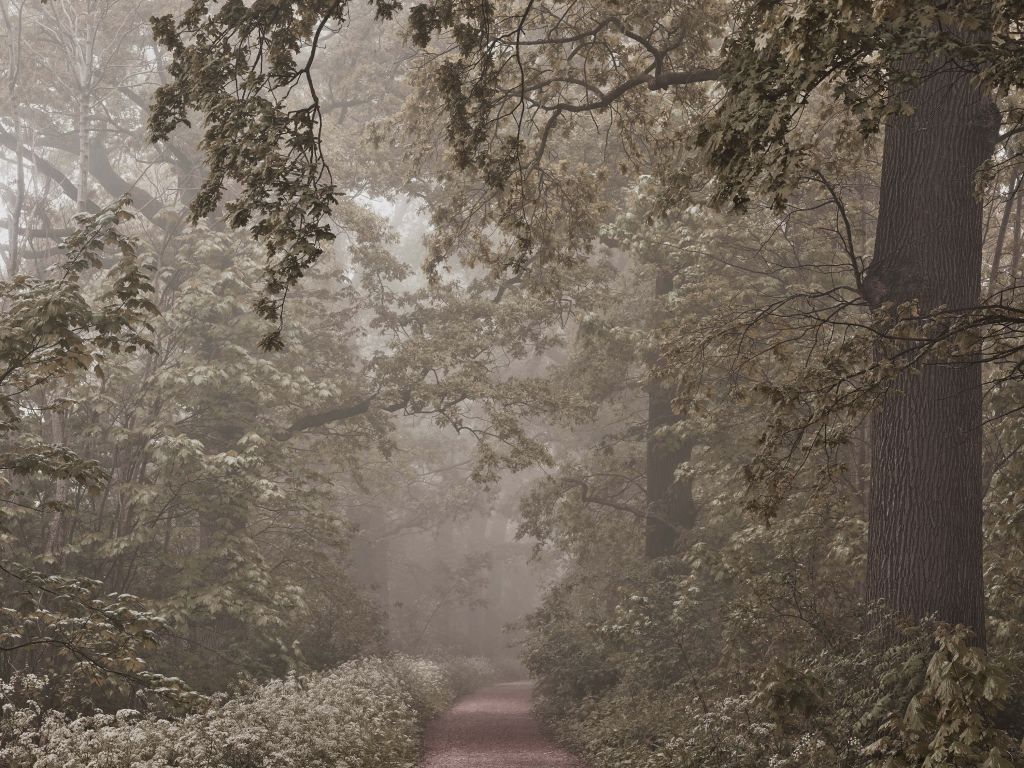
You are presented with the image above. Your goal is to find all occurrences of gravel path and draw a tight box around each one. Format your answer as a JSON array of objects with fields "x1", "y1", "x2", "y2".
[{"x1": 420, "y1": 682, "x2": 583, "y2": 768}]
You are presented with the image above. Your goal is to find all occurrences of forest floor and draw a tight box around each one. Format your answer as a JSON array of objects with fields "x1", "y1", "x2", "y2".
[{"x1": 420, "y1": 681, "x2": 583, "y2": 768}]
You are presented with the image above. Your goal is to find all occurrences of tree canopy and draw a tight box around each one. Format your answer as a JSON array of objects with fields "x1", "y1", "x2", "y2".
[{"x1": 2, "y1": 2, "x2": 1024, "y2": 766}]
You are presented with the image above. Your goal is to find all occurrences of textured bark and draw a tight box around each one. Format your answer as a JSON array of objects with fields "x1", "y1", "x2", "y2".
[
  {"x1": 644, "y1": 271, "x2": 697, "y2": 559},
  {"x1": 864, "y1": 42, "x2": 998, "y2": 643}
]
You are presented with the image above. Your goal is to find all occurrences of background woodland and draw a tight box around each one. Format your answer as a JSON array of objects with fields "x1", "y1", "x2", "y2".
[{"x1": 3, "y1": 2, "x2": 1024, "y2": 767}]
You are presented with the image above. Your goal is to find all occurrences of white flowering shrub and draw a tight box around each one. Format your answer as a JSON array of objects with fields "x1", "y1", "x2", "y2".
[
  {"x1": 0, "y1": 655, "x2": 493, "y2": 768},
  {"x1": 386, "y1": 655, "x2": 454, "y2": 721}
]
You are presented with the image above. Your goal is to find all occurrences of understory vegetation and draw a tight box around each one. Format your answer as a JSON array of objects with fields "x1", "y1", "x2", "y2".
[
  {"x1": 525, "y1": 545, "x2": 1024, "y2": 768},
  {"x1": 0, "y1": 655, "x2": 496, "y2": 767}
]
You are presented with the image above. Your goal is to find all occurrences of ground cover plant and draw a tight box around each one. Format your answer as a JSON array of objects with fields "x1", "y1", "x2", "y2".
[{"x1": 0, "y1": 655, "x2": 497, "y2": 768}]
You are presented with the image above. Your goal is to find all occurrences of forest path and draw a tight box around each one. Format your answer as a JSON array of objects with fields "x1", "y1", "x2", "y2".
[{"x1": 420, "y1": 681, "x2": 583, "y2": 768}]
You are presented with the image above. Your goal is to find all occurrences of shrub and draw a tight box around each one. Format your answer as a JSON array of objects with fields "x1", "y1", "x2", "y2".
[
  {"x1": 386, "y1": 655, "x2": 454, "y2": 720},
  {"x1": 0, "y1": 655, "x2": 483, "y2": 768},
  {"x1": 442, "y1": 656, "x2": 500, "y2": 696},
  {"x1": 526, "y1": 562, "x2": 1024, "y2": 768}
]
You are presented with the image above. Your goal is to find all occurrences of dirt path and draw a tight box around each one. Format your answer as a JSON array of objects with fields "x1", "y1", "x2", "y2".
[{"x1": 420, "y1": 681, "x2": 583, "y2": 768}]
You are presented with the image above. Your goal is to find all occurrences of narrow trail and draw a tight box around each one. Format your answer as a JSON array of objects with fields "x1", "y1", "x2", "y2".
[{"x1": 420, "y1": 682, "x2": 583, "y2": 768}]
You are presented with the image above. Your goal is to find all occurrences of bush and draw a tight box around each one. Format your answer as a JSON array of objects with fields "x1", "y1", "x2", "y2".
[
  {"x1": 525, "y1": 560, "x2": 1024, "y2": 768},
  {"x1": 386, "y1": 655, "x2": 454, "y2": 720},
  {"x1": 0, "y1": 655, "x2": 485, "y2": 768},
  {"x1": 442, "y1": 656, "x2": 500, "y2": 696}
]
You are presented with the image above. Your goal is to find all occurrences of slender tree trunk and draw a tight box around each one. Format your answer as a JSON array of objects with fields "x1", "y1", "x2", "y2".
[
  {"x1": 77, "y1": 91, "x2": 91, "y2": 212},
  {"x1": 6, "y1": 110, "x2": 24, "y2": 276},
  {"x1": 987, "y1": 174, "x2": 1020, "y2": 290},
  {"x1": 432, "y1": 519, "x2": 456, "y2": 644},
  {"x1": 484, "y1": 513, "x2": 507, "y2": 654},
  {"x1": 863, "y1": 39, "x2": 998, "y2": 643},
  {"x1": 1009, "y1": 195, "x2": 1022, "y2": 279},
  {"x1": 1, "y1": 0, "x2": 22, "y2": 276},
  {"x1": 645, "y1": 271, "x2": 697, "y2": 558}
]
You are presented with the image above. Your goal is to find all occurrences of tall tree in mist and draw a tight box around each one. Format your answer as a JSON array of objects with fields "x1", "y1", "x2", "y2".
[
  {"x1": 862, "y1": 20, "x2": 998, "y2": 643},
  {"x1": 645, "y1": 271, "x2": 696, "y2": 559},
  {"x1": 703, "y1": 1, "x2": 1014, "y2": 644}
]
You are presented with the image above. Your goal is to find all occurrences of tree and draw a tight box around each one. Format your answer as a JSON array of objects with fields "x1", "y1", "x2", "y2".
[
  {"x1": 700, "y1": 0, "x2": 1012, "y2": 645},
  {"x1": 645, "y1": 270, "x2": 697, "y2": 558},
  {"x1": 862, "y1": 21, "x2": 998, "y2": 644},
  {"x1": 0, "y1": 198, "x2": 196, "y2": 708}
]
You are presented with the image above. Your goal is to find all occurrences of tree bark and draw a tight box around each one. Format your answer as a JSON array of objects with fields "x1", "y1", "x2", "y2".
[
  {"x1": 863, "y1": 39, "x2": 998, "y2": 644},
  {"x1": 644, "y1": 271, "x2": 698, "y2": 558}
]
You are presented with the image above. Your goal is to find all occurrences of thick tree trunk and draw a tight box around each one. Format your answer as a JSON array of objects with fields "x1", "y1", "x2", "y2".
[
  {"x1": 645, "y1": 271, "x2": 697, "y2": 558},
  {"x1": 864, "y1": 43, "x2": 998, "y2": 643}
]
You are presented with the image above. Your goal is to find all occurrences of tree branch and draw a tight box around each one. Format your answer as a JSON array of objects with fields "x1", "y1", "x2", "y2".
[
  {"x1": 529, "y1": 67, "x2": 720, "y2": 115},
  {"x1": 283, "y1": 390, "x2": 414, "y2": 437}
]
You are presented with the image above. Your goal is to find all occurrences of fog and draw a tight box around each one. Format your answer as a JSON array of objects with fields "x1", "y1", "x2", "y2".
[{"x1": 3, "y1": 2, "x2": 1024, "y2": 767}]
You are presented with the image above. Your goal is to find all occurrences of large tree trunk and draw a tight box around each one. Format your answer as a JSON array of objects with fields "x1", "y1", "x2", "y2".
[
  {"x1": 864, "y1": 39, "x2": 998, "y2": 643},
  {"x1": 645, "y1": 271, "x2": 697, "y2": 558}
]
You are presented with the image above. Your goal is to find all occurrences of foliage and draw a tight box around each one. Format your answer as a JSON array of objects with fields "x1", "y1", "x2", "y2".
[
  {"x1": 865, "y1": 627, "x2": 1017, "y2": 768},
  {"x1": 9, "y1": 5, "x2": 1024, "y2": 768},
  {"x1": 0, "y1": 655, "x2": 469, "y2": 768},
  {"x1": 1, "y1": 212, "x2": 386, "y2": 702},
  {"x1": 386, "y1": 653, "x2": 456, "y2": 719},
  {"x1": 149, "y1": 0, "x2": 403, "y2": 347},
  {"x1": 0, "y1": 561, "x2": 193, "y2": 712},
  {"x1": 525, "y1": 559, "x2": 1023, "y2": 768},
  {"x1": 3, "y1": 2, "x2": 561, "y2": 710},
  {"x1": 698, "y1": 0, "x2": 1017, "y2": 210},
  {"x1": 442, "y1": 655, "x2": 500, "y2": 696},
  {"x1": 0, "y1": 198, "x2": 193, "y2": 708}
]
